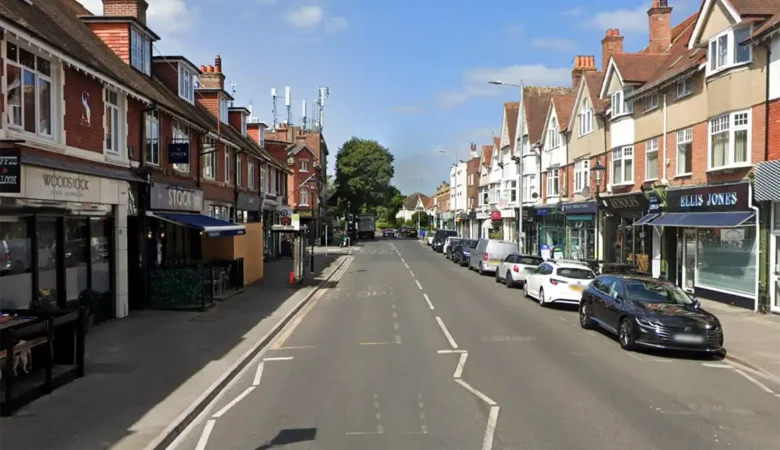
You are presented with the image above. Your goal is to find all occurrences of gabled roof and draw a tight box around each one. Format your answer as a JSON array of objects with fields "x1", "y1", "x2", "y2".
[
  {"x1": 523, "y1": 86, "x2": 575, "y2": 145},
  {"x1": 551, "y1": 95, "x2": 576, "y2": 132},
  {"x1": 504, "y1": 102, "x2": 519, "y2": 149},
  {"x1": 288, "y1": 141, "x2": 317, "y2": 157},
  {"x1": 402, "y1": 193, "x2": 429, "y2": 211},
  {"x1": 566, "y1": 71, "x2": 607, "y2": 131}
]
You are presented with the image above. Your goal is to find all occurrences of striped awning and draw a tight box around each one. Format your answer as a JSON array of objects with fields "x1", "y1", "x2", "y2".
[{"x1": 754, "y1": 160, "x2": 780, "y2": 201}]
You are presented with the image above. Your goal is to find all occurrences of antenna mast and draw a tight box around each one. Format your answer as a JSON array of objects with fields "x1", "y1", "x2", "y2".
[
  {"x1": 271, "y1": 88, "x2": 278, "y2": 129},
  {"x1": 316, "y1": 86, "x2": 330, "y2": 130},
  {"x1": 302, "y1": 100, "x2": 308, "y2": 130},
  {"x1": 229, "y1": 82, "x2": 237, "y2": 107},
  {"x1": 284, "y1": 86, "x2": 292, "y2": 126}
]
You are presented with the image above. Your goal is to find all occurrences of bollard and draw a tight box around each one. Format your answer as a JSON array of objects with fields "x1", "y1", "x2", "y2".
[{"x1": 289, "y1": 271, "x2": 295, "y2": 286}]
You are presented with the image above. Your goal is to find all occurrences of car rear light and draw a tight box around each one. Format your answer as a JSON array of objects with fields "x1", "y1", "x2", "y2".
[
  {"x1": 483, "y1": 253, "x2": 489, "y2": 262},
  {"x1": 513, "y1": 265, "x2": 519, "y2": 272},
  {"x1": 550, "y1": 278, "x2": 566, "y2": 285}
]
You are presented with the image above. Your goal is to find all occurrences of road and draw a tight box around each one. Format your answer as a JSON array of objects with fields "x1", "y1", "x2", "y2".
[{"x1": 171, "y1": 239, "x2": 780, "y2": 450}]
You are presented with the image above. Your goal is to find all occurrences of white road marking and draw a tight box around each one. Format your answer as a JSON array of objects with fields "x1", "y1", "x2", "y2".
[
  {"x1": 395, "y1": 335, "x2": 402, "y2": 344},
  {"x1": 194, "y1": 420, "x2": 215, "y2": 450},
  {"x1": 263, "y1": 356, "x2": 294, "y2": 361},
  {"x1": 455, "y1": 378, "x2": 497, "y2": 406},
  {"x1": 346, "y1": 431, "x2": 383, "y2": 435},
  {"x1": 437, "y1": 349, "x2": 467, "y2": 354},
  {"x1": 409, "y1": 270, "x2": 415, "y2": 277},
  {"x1": 359, "y1": 341, "x2": 398, "y2": 346},
  {"x1": 703, "y1": 362, "x2": 732, "y2": 368},
  {"x1": 586, "y1": 331, "x2": 598, "y2": 337},
  {"x1": 651, "y1": 358, "x2": 673, "y2": 363},
  {"x1": 435, "y1": 317, "x2": 458, "y2": 349},
  {"x1": 734, "y1": 368, "x2": 775, "y2": 394},
  {"x1": 211, "y1": 386, "x2": 255, "y2": 418},
  {"x1": 252, "y1": 361, "x2": 264, "y2": 386},
  {"x1": 393, "y1": 322, "x2": 400, "y2": 330},
  {"x1": 453, "y1": 352, "x2": 468, "y2": 379},
  {"x1": 391, "y1": 303, "x2": 396, "y2": 309},
  {"x1": 404, "y1": 263, "x2": 410, "y2": 268},
  {"x1": 482, "y1": 406, "x2": 500, "y2": 450},
  {"x1": 415, "y1": 279, "x2": 423, "y2": 290},
  {"x1": 392, "y1": 311, "x2": 398, "y2": 319},
  {"x1": 423, "y1": 293, "x2": 435, "y2": 310},
  {"x1": 558, "y1": 316, "x2": 568, "y2": 323},
  {"x1": 625, "y1": 352, "x2": 644, "y2": 361},
  {"x1": 272, "y1": 345, "x2": 317, "y2": 350}
]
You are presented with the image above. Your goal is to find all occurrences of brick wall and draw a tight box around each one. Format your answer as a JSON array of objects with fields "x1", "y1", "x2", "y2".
[
  {"x1": 64, "y1": 67, "x2": 104, "y2": 152},
  {"x1": 196, "y1": 91, "x2": 220, "y2": 119},
  {"x1": 769, "y1": 99, "x2": 780, "y2": 161},
  {"x1": 127, "y1": 98, "x2": 143, "y2": 162},
  {"x1": 466, "y1": 158, "x2": 480, "y2": 208},
  {"x1": 152, "y1": 61, "x2": 179, "y2": 96},
  {"x1": 203, "y1": 182, "x2": 234, "y2": 203},
  {"x1": 87, "y1": 22, "x2": 130, "y2": 64},
  {"x1": 147, "y1": 112, "x2": 198, "y2": 182},
  {"x1": 228, "y1": 111, "x2": 242, "y2": 132}
]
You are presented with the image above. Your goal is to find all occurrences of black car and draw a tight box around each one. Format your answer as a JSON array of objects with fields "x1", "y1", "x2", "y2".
[
  {"x1": 579, "y1": 275, "x2": 724, "y2": 353},
  {"x1": 406, "y1": 228, "x2": 418, "y2": 238},
  {"x1": 451, "y1": 239, "x2": 477, "y2": 265},
  {"x1": 432, "y1": 230, "x2": 457, "y2": 253},
  {"x1": 397, "y1": 226, "x2": 409, "y2": 237}
]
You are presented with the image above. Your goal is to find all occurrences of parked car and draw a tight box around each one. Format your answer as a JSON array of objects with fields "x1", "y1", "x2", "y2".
[
  {"x1": 468, "y1": 239, "x2": 519, "y2": 274},
  {"x1": 406, "y1": 228, "x2": 418, "y2": 238},
  {"x1": 443, "y1": 237, "x2": 462, "y2": 258},
  {"x1": 427, "y1": 233, "x2": 435, "y2": 246},
  {"x1": 432, "y1": 230, "x2": 457, "y2": 253},
  {"x1": 451, "y1": 239, "x2": 477, "y2": 265},
  {"x1": 382, "y1": 228, "x2": 395, "y2": 238},
  {"x1": 495, "y1": 254, "x2": 544, "y2": 288},
  {"x1": 397, "y1": 226, "x2": 409, "y2": 237},
  {"x1": 523, "y1": 260, "x2": 596, "y2": 306},
  {"x1": 579, "y1": 275, "x2": 724, "y2": 353}
]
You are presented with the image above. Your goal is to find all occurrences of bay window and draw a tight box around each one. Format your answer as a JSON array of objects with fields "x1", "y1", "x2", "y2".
[
  {"x1": 708, "y1": 26, "x2": 752, "y2": 74},
  {"x1": 6, "y1": 42, "x2": 53, "y2": 138},
  {"x1": 130, "y1": 27, "x2": 151, "y2": 75},
  {"x1": 523, "y1": 174, "x2": 536, "y2": 201},
  {"x1": 145, "y1": 111, "x2": 159, "y2": 165},
  {"x1": 104, "y1": 89, "x2": 120, "y2": 155},
  {"x1": 709, "y1": 110, "x2": 750, "y2": 169},
  {"x1": 172, "y1": 121, "x2": 190, "y2": 173},
  {"x1": 249, "y1": 160, "x2": 256, "y2": 189},
  {"x1": 676, "y1": 128, "x2": 692, "y2": 175},
  {"x1": 546, "y1": 169, "x2": 559, "y2": 197},
  {"x1": 178, "y1": 66, "x2": 195, "y2": 103},
  {"x1": 578, "y1": 102, "x2": 593, "y2": 136},
  {"x1": 203, "y1": 137, "x2": 216, "y2": 179},
  {"x1": 574, "y1": 160, "x2": 589, "y2": 193},
  {"x1": 645, "y1": 138, "x2": 659, "y2": 180},
  {"x1": 611, "y1": 146, "x2": 634, "y2": 185},
  {"x1": 611, "y1": 87, "x2": 634, "y2": 118}
]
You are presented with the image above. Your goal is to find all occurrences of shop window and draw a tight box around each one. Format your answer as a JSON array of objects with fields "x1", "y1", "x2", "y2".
[
  {"x1": 611, "y1": 146, "x2": 634, "y2": 185},
  {"x1": 6, "y1": 42, "x2": 53, "y2": 138},
  {"x1": 172, "y1": 121, "x2": 190, "y2": 173},
  {"x1": 0, "y1": 216, "x2": 34, "y2": 309},
  {"x1": 37, "y1": 217, "x2": 57, "y2": 302},
  {"x1": 709, "y1": 110, "x2": 750, "y2": 170},
  {"x1": 65, "y1": 218, "x2": 89, "y2": 301},
  {"x1": 676, "y1": 128, "x2": 692, "y2": 175},
  {"x1": 696, "y1": 227, "x2": 756, "y2": 296},
  {"x1": 90, "y1": 218, "x2": 110, "y2": 296},
  {"x1": 645, "y1": 138, "x2": 659, "y2": 180},
  {"x1": 145, "y1": 111, "x2": 160, "y2": 165}
]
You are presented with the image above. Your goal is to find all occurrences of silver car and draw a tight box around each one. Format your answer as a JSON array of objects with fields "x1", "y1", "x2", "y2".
[
  {"x1": 468, "y1": 239, "x2": 519, "y2": 275},
  {"x1": 495, "y1": 254, "x2": 544, "y2": 288}
]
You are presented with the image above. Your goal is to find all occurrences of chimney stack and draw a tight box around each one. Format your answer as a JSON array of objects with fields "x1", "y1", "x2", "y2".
[
  {"x1": 571, "y1": 55, "x2": 597, "y2": 88},
  {"x1": 647, "y1": 0, "x2": 673, "y2": 53},
  {"x1": 601, "y1": 29, "x2": 624, "y2": 72},
  {"x1": 469, "y1": 143, "x2": 477, "y2": 159},
  {"x1": 102, "y1": 0, "x2": 148, "y2": 25},
  {"x1": 197, "y1": 55, "x2": 226, "y2": 91}
]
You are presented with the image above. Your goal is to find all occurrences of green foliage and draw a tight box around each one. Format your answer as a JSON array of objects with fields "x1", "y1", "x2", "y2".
[
  {"x1": 489, "y1": 230, "x2": 503, "y2": 240},
  {"x1": 376, "y1": 221, "x2": 391, "y2": 229},
  {"x1": 334, "y1": 137, "x2": 395, "y2": 215},
  {"x1": 409, "y1": 211, "x2": 430, "y2": 228}
]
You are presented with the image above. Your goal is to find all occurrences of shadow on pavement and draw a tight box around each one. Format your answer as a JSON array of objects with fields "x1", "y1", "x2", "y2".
[
  {"x1": 0, "y1": 254, "x2": 344, "y2": 450},
  {"x1": 255, "y1": 428, "x2": 318, "y2": 449}
]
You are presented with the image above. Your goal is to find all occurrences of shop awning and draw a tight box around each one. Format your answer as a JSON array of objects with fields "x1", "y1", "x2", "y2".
[
  {"x1": 651, "y1": 211, "x2": 754, "y2": 228},
  {"x1": 633, "y1": 213, "x2": 660, "y2": 226},
  {"x1": 147, "y1": 212, "x2": 246, "y2": 238},
  {"x1": 754, "y1": 160, "x2": 780, "y2": 201}
]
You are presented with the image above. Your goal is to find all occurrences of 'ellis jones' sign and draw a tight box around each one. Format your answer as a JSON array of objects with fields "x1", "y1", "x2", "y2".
[{"x1": 668, "y1": 182, "x2": 749, "y2": 213}]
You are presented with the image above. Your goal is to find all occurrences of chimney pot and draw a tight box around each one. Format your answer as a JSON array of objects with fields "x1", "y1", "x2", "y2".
[
  {"x1": 101, "y1": 0, "x2": 149, "y2": 25},
  {"x1": 215, "y1": 55, "x2": 222, "y2": 73},
  {"x1": 601, "y1": 29, "x2": 624, "y2": 72},
  {"x1": 200, "y1": 65, "x2": 207, "y2": 72}
]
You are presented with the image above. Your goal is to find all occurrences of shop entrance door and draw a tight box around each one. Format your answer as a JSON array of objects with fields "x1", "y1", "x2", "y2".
[{"x1": 682, "y1": 229, "x2": 696, "y2": 293}]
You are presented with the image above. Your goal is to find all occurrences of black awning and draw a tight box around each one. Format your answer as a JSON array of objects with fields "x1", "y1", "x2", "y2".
[
  {"x1": 633, "y1": 213, "x2": 660, "y2": 226},
  {"x1": 148, "y1": 212, "x2": 246, "y2": 238},
  {"x1": 651, "y1": 211, "x2": 754, "y2": 228}
]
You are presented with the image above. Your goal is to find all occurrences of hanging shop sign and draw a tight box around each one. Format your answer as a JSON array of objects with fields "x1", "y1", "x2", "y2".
[
  {"x1": 561, "y1": 201, "x2": 598, "y2": 214},
  {"x1": 601, "y1": 192, "x2": 649, "y2": 211},
  {"x1": 476, "y1": 211, "x2": 489, "y2": 220},
  {"x1": 0, "y1": 147, "x2": 21, "y2": 194},
  {"x1": 168, "y1": 142, "x2": 190, "y2": 164},
  {"x1": 666, "y1": 182, "x2": 750, "y2": 213},
  {"x1": 490, "y1": 210, "x2": 502, "y2": 220},
  {"x1": 150, "y1": 182, "x2": 203, "y2": 212},
  {"x1": 237, "y1": 192, "x2": 262, "y2": 212},
  {"x1": 297, "y1": 210, "x2": 313, "y2": 218}
]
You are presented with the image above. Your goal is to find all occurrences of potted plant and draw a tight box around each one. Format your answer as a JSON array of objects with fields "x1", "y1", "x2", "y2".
[{"x1": 78, "y1": 289, "x2": 100, "y2": 333}]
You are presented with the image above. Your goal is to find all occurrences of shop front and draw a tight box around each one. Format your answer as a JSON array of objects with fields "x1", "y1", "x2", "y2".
[
  {"x1": 651, "y1": 181, "x2": 756, "y2": 309},
  {"x1": 600, "y1": 192, "x2": 652, "y2": 272},
  {"x1": 535, "y1": 205, "x2": 565, "y2": 258},
  {"x1": 520, "y1": 208, "x2": 537, "y2": 255},
  {"x1": 468, "y1": 211, "x2": 478, "y2": 239},
  {"x1": 499, "y1": 208, "x2": 516, "y2": 242},
  {"x1": 561, "y1": 201, "x2": 597, "y2": 260},
  {"x1": 476, "y1": 211, "x2": 490, "y2": 238},
  {"x1": 754, "y1": 160, "x2": 780, "y2": 313},
  {"x1": 236, "y1": 192, "x2": 261, "y2": 223},
  {"x1": 262, "y1": 195, "x2": 282, "y2": 261}
]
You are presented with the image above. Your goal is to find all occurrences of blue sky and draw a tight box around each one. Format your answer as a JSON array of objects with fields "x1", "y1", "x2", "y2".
[{"x1": 79, "y1": 0, "x2": 697, "y2": 196}]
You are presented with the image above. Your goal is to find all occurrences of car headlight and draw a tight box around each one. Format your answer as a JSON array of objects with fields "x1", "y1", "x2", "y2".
[{"x1": 636, "y1": 317, "x2": 662, "y2": 328}]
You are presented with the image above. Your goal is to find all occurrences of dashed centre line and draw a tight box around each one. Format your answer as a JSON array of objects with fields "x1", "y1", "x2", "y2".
[{"x1": 415, "y1": 279, "x2": 423, "y2": 290}]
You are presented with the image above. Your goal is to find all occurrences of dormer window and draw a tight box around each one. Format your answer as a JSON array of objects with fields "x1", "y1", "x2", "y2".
[
  {"x1": 241, "y1": 114, "x2": 247, "y2": 135},
  {"x1": 219, "y1": 97, "x2": 229, "y2": 123},
  {"x1": 179, "y1": 65, "x2": 195, "y2": 103},
  {"x1": 611, "y1": 87, "x2": 633, "y2": 118},
  {"x1": 130, "y1": 27, "x2": 151, "y2": 75},
  {"x1": 707, "y1": 26, "x2": 752, "y2": 75},
  {"x1": 547, "y1": 117, "x2": 560, "y2": 149},
  {"x1": 578, "y1": 102, "x2": 593, "y2": 136}
]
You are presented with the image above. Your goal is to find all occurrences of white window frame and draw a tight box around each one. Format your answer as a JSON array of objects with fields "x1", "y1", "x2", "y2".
[
  {"x1": 219, "y1": 96, "x2": 229, "y2": 123},
  {"x1": 5, "y1": 41, "x2": 56, "y2": 139},
  {"x1": 644, "y1": 93, "x2": 659, "y2": 112},
  {"x1": 178, "y1": 65, "x2": 195, "y2": 103},
  {"x1": 224, "y1": 148, "x2": 231, "y2": 183},
  {"x1": 611, "y1": 146, "x2": 634, "y2": 185},
  {"x1": 676, "y1": 78, "x2": 693, "y2": 99},
  {"x1": 260, "y1": 164, "x2": 268, "y2": 193},
  {"x1": 203, "y1": 137, "x2": 217, "y2": 179},
  {"x1": 546, "y1": 169, "x2": 560, "y2": 197},
  {"x1": 130, "y1": 27, "x2": 151, "y2": 75},
  {"x1": 707, "y1": 26, "x2": 752, "y2": 76},
  {"x1": 611, "y1": 88, "x2": 634, "y2": 119},
  {"x1": 645, "y1": 138, "x2": 659, "y2": 181},
  {"x1": 300, "y1": 187, "x2": 310, "y2": 206},
  {"x1": 236, "y1": 155, "x2": 242, "y2": 186},
  {"x1": 248, "y1": 159, "x2": 256, "y2": 189},
  {"x1": 523, "y1": 174, "x2": 537, "y2": 201},
  {"x1": 578, "y1": 102, "x2": 593, "y2": 136},
  {"x1": 241, "y1": 114, "x2": 247, "y2": 135},
  {"x1": 547, "y1": 117, "x2": 560, "y2": 149},
  {"x1": 574, "y1": 160, "x2": 589, "y2": 193},
  {"x1": 104, "y1": 88, "x2": 121, "y2": 156},
  {"x1": 171, "y1": 120, "x2": 190, "y2": 173},
  {"x1": 300, "y1": 159, "x2": 309, "y2": 172},
  {"x1": 707, "y1": 109, "x2": 751, "y2": 170},
  {"x1": 145, "y1": 110, "x2": 159, "y2": 165},
  {"x1": 676, "y1": 128, "x2": 693, "y2": 176}
]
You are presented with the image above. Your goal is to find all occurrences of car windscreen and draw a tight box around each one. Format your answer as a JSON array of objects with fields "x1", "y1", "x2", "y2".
[
  {"x1": 464, "y1": 240, "x2": 478, "y2": 248},
  {"x1": 625, "y1": 281, "x2": 694, "y2": 305},
  {"x1": 518, "y1": 257, "x2": 543, "y2": 266},
  {"x1": 557, "y1": 268, "x2": 595, "y2": 279}
]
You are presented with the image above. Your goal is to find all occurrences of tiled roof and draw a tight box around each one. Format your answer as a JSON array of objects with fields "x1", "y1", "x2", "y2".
[
  {"x1": 583, "y1": 71, "x2": 607, "y2": 112},
  {"x1": 612, "y1": 54, "x2": 669, "y2": 83},
  {"x1": 482, "y1": 141, "x2": 495, "y2": 167},
  {"x1": 551, "y1": 95, "x2": 576, "y2": 132},
  {"x1": 523, "y1": 86, "x2": 575, "y2": 144},
  {"x1": 481, "y1": 144, "x2": 492, "y2": 157},
  {"x1": 403, "y1": 193, "x2": 429, "y2": 211},
  {"x1": 423, "y1": 196, "x2": 435, "y2": 209},
  {"x1": 729, "y1": 0, "x2": 780, "y2": 16},
  {"x1": 504, "y1": 102, "x2": 519, "y2": 149}
]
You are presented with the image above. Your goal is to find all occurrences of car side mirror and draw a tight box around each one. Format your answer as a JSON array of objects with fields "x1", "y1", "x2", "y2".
[
  {"x1": 691, "y1": 296, "x2": 700, "y2": 308},
  {"x1": 611, "y1": 290, "x2": 622, "y2": 302}
]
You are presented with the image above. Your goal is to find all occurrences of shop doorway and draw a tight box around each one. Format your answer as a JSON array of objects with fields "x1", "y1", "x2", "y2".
[{"x1": 682, "y1": 229, "x2": 697, "y2": 293}]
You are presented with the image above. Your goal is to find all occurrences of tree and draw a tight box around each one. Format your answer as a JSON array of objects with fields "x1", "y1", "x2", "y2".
[
  {"x1": 334, "y1": 137, "x2": 395, "y2": 215},
  {"x1": 409, "y1": 211, "x2": 430, "y2": 228}
]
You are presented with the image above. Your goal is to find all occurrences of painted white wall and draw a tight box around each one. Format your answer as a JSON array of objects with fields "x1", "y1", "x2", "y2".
[
  {"x1": 610, "y1": 116, "x2": 635, "y2": 148},
  {"x1": 770, "y1": 34, "x2": 780, "y2": 101},
  {"x1": 455, "y1": 161, "x2": 468, "y2": 211}
]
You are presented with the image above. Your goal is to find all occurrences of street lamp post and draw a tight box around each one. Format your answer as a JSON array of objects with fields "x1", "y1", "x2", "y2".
[
  {"x1": 308, "y1": 175, "x2": 319, "y2": 273},
  {"x1": 590, "y1": 158, "x2": 607, "y2": 261},
  {"x1": 410, "y1": 173, "x2": 421, "y2": 232},
  {"x1": 490, "y1": 80, "x2": 525, "y2": 251}
]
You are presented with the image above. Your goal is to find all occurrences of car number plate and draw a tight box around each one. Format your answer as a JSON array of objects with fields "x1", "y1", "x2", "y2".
[
  {"x1": 570, "y1": 285, "x2": 584, "y2": 292},
  {"x1": 489, "y1": 260, "x2": 501, "y2": 265},
  {"x1": 673, "y1": 334, "x2": 704, "y2": 344}
]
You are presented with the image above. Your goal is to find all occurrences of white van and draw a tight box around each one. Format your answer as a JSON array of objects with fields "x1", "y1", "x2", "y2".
[{"x1": 468, "y1": 239, "x2": 519, "y2": 274}]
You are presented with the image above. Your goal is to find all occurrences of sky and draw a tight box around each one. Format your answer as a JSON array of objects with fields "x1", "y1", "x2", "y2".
[{"x1": 78, "y1": 0, "x2": 698, "y2": 196}]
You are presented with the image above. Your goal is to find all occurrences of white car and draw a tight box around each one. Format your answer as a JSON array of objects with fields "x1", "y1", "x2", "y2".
[
  {"x1": 427, "y1": 234, "x2": 435, "y2": 246},
  {"x1": 523, "y1": 260, "x2": 596, "y2": 306},
  {"x1": 495, "y1": 254, "x2": 544, "y2": 288},
  {"x1": 442, "y1": 237, "x2": 461, "y2": 256}
]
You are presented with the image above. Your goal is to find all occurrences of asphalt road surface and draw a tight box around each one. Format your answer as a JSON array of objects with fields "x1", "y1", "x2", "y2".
[{"x1": 171, "y1": 239, "x2": 780, "y2": 450}]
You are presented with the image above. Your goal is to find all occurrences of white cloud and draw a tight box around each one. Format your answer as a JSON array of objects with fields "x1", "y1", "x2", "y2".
[
  {"x1": 564, "y1": 7, "x2": 584, "y2": 16},
  {"x1": 390, "y1": 104, "x2": 424, "y2": 114},
  {"x1": 257, "y1": 0, "x2": 277, "y2": 4},
  {"x1": 286, "y1": 5, "x2": 324, "y2": 29},
  {"x1": 532, "y1": 37, "x2": 576, "y2": 52},
  {"x1": 436, "y1": 91, "x2": 470, "y2": 109},
  {"x1": 325, "y1": 16, "x2": 349, "y2": 34},
  {"x1": 586, "y1": 4, "x2": 649, "y2": 33},
  {"x1": 76, "y1": 0, "x2": 195, "y2": 34}
]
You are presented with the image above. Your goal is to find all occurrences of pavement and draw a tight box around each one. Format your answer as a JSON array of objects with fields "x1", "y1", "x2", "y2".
[
  {"x1": 0, "y1": 247, "x2": 352, "y2": 450},
  {"x1": 168, "y1": 238, "x2": 780, "y2": 450}
]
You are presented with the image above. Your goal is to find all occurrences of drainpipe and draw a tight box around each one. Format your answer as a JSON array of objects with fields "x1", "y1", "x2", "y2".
[
  {"x1": 764, "y1": 41, "x2": 771, "y2": 163},
  {"x1": 662, "y1": 91, "x2": 668, "y2": 183},
  {"x1": 750, "y1": 182, "x2": 760, "y2": 312}
]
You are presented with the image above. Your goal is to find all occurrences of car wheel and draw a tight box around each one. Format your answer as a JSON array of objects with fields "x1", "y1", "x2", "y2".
[
  {"x1": 478, "y1": 263, "x2": 484, "y2": 275},
  {"x1": 506, "y1": 272, "x2": 515, "y2": 288},
  {"x1": 579, "y1": 301, "x2": 594, "y2": 329},
  {"x1": 495, "y1": 270, "x2": 501, "y2": 283},
  {"x1": 619, "y1": 318, "x2": 636, "y2": 351},
  {"x1": 523, "y1": 281, "x2": 530, "y2": 298},
  {"x1": 538, "y1": 288, "x2": 546, "y2": 307}
]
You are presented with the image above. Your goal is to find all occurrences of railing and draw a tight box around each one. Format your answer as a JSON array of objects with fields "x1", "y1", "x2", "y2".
[
  {"x1": 208, "y1": 258, "x2": 245, "y2": 297},
  {"x1": 147, "y1": 262, "x2": 215, "y2": 311}
]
